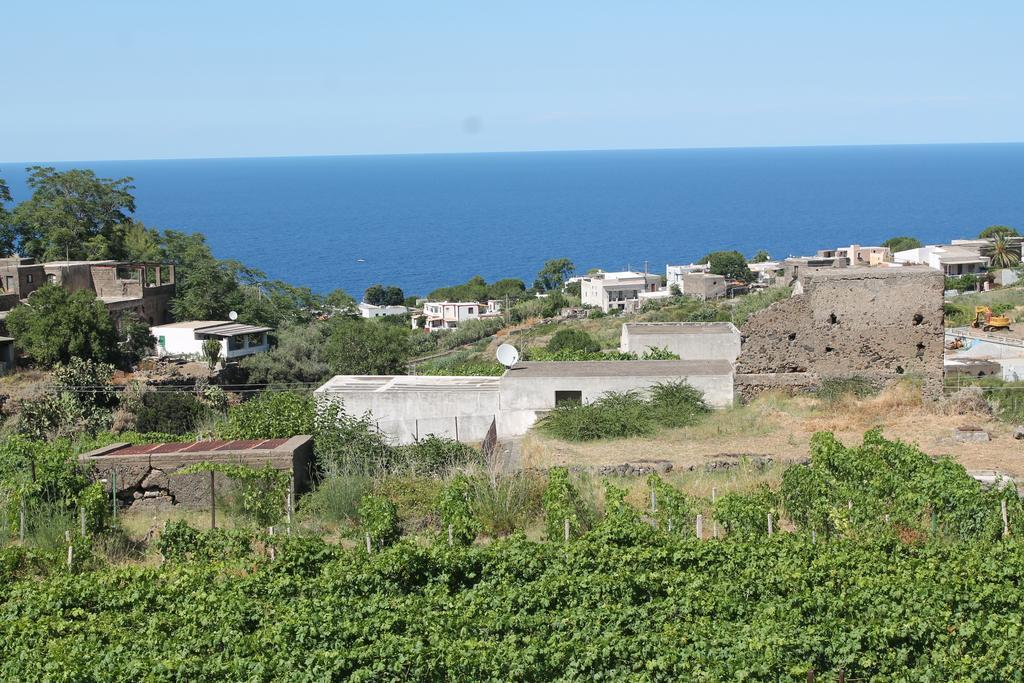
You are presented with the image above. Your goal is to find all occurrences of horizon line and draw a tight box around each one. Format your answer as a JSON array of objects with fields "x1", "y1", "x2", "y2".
[{"x1": 3, "y1": 139, "x2": 1024, "y2": 166}]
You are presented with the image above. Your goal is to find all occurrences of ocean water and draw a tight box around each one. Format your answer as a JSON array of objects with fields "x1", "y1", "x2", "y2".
[{"x1": 3, "y1": 144, "x2": 1024, "y2": 297}]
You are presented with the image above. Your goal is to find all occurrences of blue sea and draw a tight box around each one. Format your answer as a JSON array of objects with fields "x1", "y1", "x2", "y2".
[{"x1": 3, "y1": 144, "x2": 1024, "y2": 297}]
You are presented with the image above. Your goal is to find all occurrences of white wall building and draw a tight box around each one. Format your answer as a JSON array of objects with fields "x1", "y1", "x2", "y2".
[
  {"x1": 816, "y1": 245, "x2": 892, "y2": 266},
  {"x1": 415, "y1": 301, "x2": 502, "y2": 331},
  {"x1": 580, "y1": 271, "x2": 661, "y2": 313},
  {"x1": 893, "y1": 244, "x2": 990, "y2": 276},
  {"x1": 316, "y1": 360, "x2": 734, "y2": 444},
  {"x1": 666, "y1": 263, "x2": 709, "y2": 287},
  {"x1": 620, "y1": 322, "x2": 741, "y2": 363},
  {"x1": 358, "y1": 302, "x2": 408, "y2": 318},
  {"x1": 151, "y1": 321, "x2": 271, "y2": 360}
]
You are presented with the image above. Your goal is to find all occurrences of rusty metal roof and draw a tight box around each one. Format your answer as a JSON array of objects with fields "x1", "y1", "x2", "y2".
[{"x1": 106, "y1": 438, "x2": 291, "y2": 457}]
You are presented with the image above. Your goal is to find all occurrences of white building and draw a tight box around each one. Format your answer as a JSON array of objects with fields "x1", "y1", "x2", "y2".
[
  {"x1": 358, "y1": 302, "x2": 408, "y2": 318},
  {"x1": 151, "y1": 321, "x2": 271, "y2": 360},
  {"x1": 620, "y1": 322, "x2": 741, "y2": 363},
  {"x1": 666, "y1": 263, "x2": 710, "y2": 287},
  {"x1": 315, "y1": 360, "x2": 733, "y2": 444},
  {"x1": 893, "y1": 244, "x2": 990, "y2": 276},
  {"x1": 816, "y1": 245, "x2": 892, "y2": 266},
  {"x1": 580, "y1": 271, "x2": 661, "y2": 313},
  {"x1": 415, "y1": 300, "x2": 502, "y2": 331},
  {"x1": 748, "y1": 261, "x2": 782, "y2": 284}
]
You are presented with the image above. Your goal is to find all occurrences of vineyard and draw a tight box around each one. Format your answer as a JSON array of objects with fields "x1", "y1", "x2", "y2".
[{"x1": 2, "y1": 430, "x2": 1024, "y2": 680}]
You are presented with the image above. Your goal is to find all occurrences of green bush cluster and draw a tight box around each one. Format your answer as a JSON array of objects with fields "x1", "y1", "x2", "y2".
[{"x1": 538, "y1": 381, "x2": 709, "y2": 441}]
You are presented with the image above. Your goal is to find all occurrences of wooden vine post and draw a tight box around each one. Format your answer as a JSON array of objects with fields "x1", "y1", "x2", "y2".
[
  {"x1": 65, "y1": 530, "x2": 73, "y2": 570},
  {"x1": 563, "y1": 518, "x2": 570, "y2": 543},
  {"x1": 209, "y1": 471, "x2": 217, "y2": 530},
  {"x1": 767, "y1": 513, "x2": 774, "y2": 536},
  {"x1": 1002, "y1": 499, "x2": 1009, "y2": 538},
  {"x1": 695, "y1": 513, "x2": 704, "y2": 540}
]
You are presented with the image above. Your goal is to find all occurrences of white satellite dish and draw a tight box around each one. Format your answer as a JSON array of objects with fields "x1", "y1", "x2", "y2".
[
  {"x1": 496, "y1": 343, "x2": 520, "y2": 369},
  {"x1": 228, "y1": 310, "x2": 238, "y2": 321}
]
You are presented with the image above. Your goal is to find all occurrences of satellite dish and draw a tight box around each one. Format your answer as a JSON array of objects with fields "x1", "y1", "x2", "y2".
[
  {"x1": 496, "y1": 343, "x2": 520, "y2": 369},
  {"x1": 228, "y1": 311, "x2": 238, "y2": 321}
]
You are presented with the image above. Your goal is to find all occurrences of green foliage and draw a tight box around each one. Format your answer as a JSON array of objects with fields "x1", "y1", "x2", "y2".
[
  {"x1": 118, "y1": 314, "x2": 156, "y2": 365},
  {"x1": 363, "y1": 284, "x2": 404, "y2": 306},
  {"x1": 647, "y1": 474, "x2": 696, "y2": 532},
  {"x1": 882, "y1": 235, "x2": 923, "y2": 252},
  {"x1": 436, "y1": 473, "x2": 479, "y2": 545},
  {"x1": 539, "y1": 382, "x2": 708, "y2": 441},
  {"x1": 751, "y1": 249, "x2": 771, "y2": 263},
  {"x1": 546, "y1": 328, "x2": 600, "y2": 353},
  {"x1": 358, "y1": 493, "x2": 400, "y2": 548},
  {"x1": 134, "y1": 391, "x2": 211, "y2": 436},
  {"x1": 299, "y1": 475, "x2": 374, "y2": 527},
  {"x1": 700, "y1": 250, "x2": 754, "y2": 282},
  {"x1": 542, "y1": 467, "x2": 590, "y2": 541},
  {"x1": 241, "y1": 321, "x2": 333, "y2": 386},
  {"x1": 18, "y1": 358, "x2": 116, "y2": 438},
  {"x1": 417, "y1": 352, "x2": 504, "y2": 376},
  {"x1": 6, "y1": 285, "x2": 117, "y2": 366},
  {"x1": 945, "y1": 273, "x2": 979, "y2": 293},
  {"x1": 534, "y1": 258, "x2": 575, "y2": 292},
  {"x1": 978, "y1": 224, "x2": 1019, "y2": 239},
  {"x1": 325, "y1": 317, "x2": 411, "y2": 375},
  {"x1": 157, "y1": 520, "x2": 253, "y2": 563},
  {"x1": 8, "y1": 166, "x2": 135, "y2": 260},
  {"x1": 221, "y1": 391, "x2": 314, "y2": 440},
  {"x1": 713, "y1": 485, "x2": 779, "y2": 538},
  {"x1": 982, "y1": 232, "x2": 1021, "y2": 269},
  {"x1": 780, "y1": 430, "x2": 1023, "y2": 541},
  {"x1": 399, "y1": 436, "x2": 482, "y2": 477},
  {"x1": 639, "y1": 345, "x2": 680, "y2": 360},
  {"x1": 201, "y1": 337, "x2": 221, "y2": 370},
  {"x1": 434, "y1": 318, "x2": 505, "y2": 351},
  {"x1": 178, "y1": 462, "x2": 290, "y2": 527},
  {"x1": 647, "y1": 380, "x2": 711, "y2": 428},
  {"x1": 727, "y1": 286, "x2": 792, "y2": 325}
]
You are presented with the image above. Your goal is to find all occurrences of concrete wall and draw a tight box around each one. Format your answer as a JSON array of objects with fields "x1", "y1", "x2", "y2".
[
  {"x1": 499, "y1": 371, "x2": 734, "y2": 412},
  {"x1": 681, "y1": 273, "x2": 726, "y2": 300},
  {"x1": 737, "y1": 267, "x2": 945, "y2": 398},
  {"x1": 620, "y1": 322, "x2": 741, "y2": 362}
]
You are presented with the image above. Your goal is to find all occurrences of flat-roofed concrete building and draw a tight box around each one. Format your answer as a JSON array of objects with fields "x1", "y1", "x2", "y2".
[
  {"x1": 620, "y1": 322, "x2": 741, "y2": 363},
  {"x1": 580, "y1": 271, "x2": 661, "y2": 313},
  {"x1": 151, "y1": 320, "x2": 271, "y2": 360},
  {"x1": 79, "y1": 436, "x2": 313, "y2": 510},
  {"x1": 316, "y1": 360, "x2": 734, "y2": 445}
]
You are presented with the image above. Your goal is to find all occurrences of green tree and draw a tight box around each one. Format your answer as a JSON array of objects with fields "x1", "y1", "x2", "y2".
[
  {"x1": 488, "y1": 278, "x2": 527, "y2": 301},
  {"x1": 751, "y1": 249, "x2": 771, "y2": 263},
  {"x1": 119, "y1": 313, "x2": 156, "y2": 365},
  {"x1": 982, "y1": 232, "x2": 1021, "y2": 270},
  {"x1": 881, "y1": 236, "x2": 922, "y2": 252},
  {"x1": 220, "y1": 391, "x2": 315, "y2": 439},
  {"x1": 364, "y1": 284, "x2": 405, "y2": 306},
  {"x1": 10, "y1": 166, "x2": 136, "y2": 260},
  {"x1": 241, "y1": 322, "x2": 332, "y2": 385},
  {"x1": 534, "y1": 258, "x2": 575, "y2": 292},
  {"x1": 564, "y1": 281, "x2": 582, "y2": 297},
  {"x1": 0, "y1": 175, "x2": 13, "y2": 254},
  {"x1": 429, "y1": 275, "x2": 489, "y2": 303},
  {"x1": 978, "y1": 225, "x2": 1019, "y2": 239},
  {"x1": 6, "y1": 285, "x2": 117, "y2": 366},
  {"x1": 325, "y1": 318, "x2": 411, "y2": 375},
  {"x1": 122, "y1": 221, "x2": 164, "y2": 262},
  {"x1": 703, "y1": 251, "x2": 754, "y2": 282},
  {"x1": 547, "y1": 328, "x2": 600, "y2": 353}
]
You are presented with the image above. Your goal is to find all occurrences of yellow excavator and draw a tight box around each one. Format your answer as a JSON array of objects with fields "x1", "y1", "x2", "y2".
[{"x1": 973, "y1": 306, "x2": 1012, "y2": 332}]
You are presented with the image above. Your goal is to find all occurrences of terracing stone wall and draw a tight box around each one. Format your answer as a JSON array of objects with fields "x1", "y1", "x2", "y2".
[{"x1": 737, "y1": 267, "x2": 944, "y2": 399}]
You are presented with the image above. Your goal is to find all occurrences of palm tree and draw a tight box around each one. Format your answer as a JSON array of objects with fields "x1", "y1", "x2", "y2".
[{"x1": 982, "y1": 233, "x2": 1021, "y2": 270}]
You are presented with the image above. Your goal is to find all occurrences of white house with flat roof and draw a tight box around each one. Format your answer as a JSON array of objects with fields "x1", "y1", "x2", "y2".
[
  {"x1": 151, "y1": 321, "x2": 271, "y2": 360},
  {"x1": 415, "y1": 300, "x2": 503, "y2": 331},
  {"x1": 581, "y1": 271, "x2": 661, "y2": 313},
  {"x1": 315, "y1": 360, "x2": 733, "y2": 444},
  {"x1": 666, "y1": 263, "x2": 710, "y2": 287},
  {"x1": 358, "y1": 302, "x2": 408, "y2": 318},
  {"x1": 620, "y1": 322, "x2": 741, "y2": 363},
  {"x1": 893, "y1": 244, "x2": 990, "y2": 276}
]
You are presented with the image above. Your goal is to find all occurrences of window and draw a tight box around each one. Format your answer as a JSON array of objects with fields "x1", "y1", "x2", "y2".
[
  {"x1": 555, "y1": 390, "x2": 582, "y2": 406},
  {"x1": 26, "y1": 274, "x2": 33, "y2": 284},
  {"x1": 47, "y1": 274, "x2": 56, "y2": 284},
  {"x1": 468, "y1": 307, "x2": 475, "y2": 314},
  {"x1": 227, "y1": 336, "x2": 244, "y2": 351}
]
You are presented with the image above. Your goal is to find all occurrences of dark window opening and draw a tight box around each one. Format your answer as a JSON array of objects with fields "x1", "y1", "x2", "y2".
[
  {"x1": 916, "y1": 342, "x2": 926, "y2": 358},
  {"x1": 912, "y1": 313, "x2": 924, "y2": 325},
  {"x1": 788, "y1": 332, "x2": 797, "y2": 341},
  {"x1": 555, "y1": 390, "x2": 582, "y2": 407},
  {"x1": 825, "y1": 346, "x2": 834, "y2": 353},
  {"x1": 896, "y1": 366, "x2": 905, "y2": 374},
  {"x1": 829, "y1": 313, "x2": 838, "y2": 325}
]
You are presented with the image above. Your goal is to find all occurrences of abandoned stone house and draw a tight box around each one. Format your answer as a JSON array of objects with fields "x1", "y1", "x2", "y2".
[{"x1": 736, "y1": 266, "x2": 945, "y2": 398}]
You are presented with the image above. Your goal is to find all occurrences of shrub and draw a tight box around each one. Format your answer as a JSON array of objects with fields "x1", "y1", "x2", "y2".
[
  {"x1": 299, "y1": 474, "x2": 373, "y2": 527},
  {"x1": 647, "y1": 474, "x2": 697, "y2": 533},
  {"x1": 177, "y1": 463, "x2": 290, "y2": 528},
  {"x1": 436, "y1": 473, "x2": 479, "y2": 545},
  {"x1": 399, "y1": 436, "x2": 483, "y2": 477},
  {"x1": 713, "y1": 485, "x2": 779, "y2": 538},
  {"x1": 469, "y1": 472, "x2": 545, "y2": 537},
  {"x1": 358, "y1": 494, "x2": 401, "y2": 549},
  {"x1": 648, "y1": 381, "x2": 710, "y2": 428},
  {"x1": 157, "y1": 521, "x2": 252, "y2": 563},
  {"x1": 221, "y1": 391, "x2": 314, "y2": 439},
  {"x1": 538, "y1": 391, "x2": 655, "y2": 441},
  {"x1": 134, "y1": 391, "x2": 210, "y2": 435},
  {"x1": 546, "y1": 328, "x2": 600, "y2": 354}
]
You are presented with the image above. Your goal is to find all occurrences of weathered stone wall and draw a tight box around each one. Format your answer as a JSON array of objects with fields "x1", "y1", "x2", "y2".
[{"x1": 737, "y1": 267, "x2": 945, "y2": 398}]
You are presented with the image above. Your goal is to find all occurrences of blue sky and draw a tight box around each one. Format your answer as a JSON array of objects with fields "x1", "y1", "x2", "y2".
[{"x1": 2, "y1": 1, "x2": 1022, "y2": 161}]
